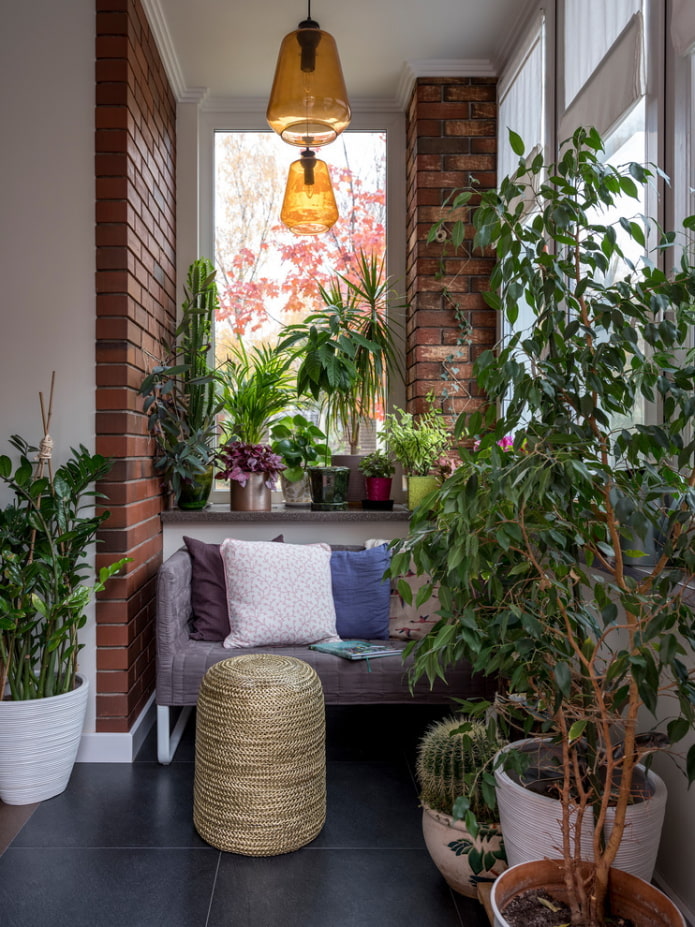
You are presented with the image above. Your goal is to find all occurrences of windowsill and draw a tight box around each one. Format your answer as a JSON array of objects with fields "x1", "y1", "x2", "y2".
[{"x1": 161, "y1": 503, "x2": 412, "y2": 524}]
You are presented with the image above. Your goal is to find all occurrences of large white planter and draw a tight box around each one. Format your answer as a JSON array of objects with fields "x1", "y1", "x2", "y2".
[
  {"x1": 0, "y1": 674, "x2": 88, "y2": 804},
  {"x1": 491, "y1": 859, "x2": 685, "y2": 927},
  {"x1": 495, "y1": 740, "x2": 667, "y2": 882}
]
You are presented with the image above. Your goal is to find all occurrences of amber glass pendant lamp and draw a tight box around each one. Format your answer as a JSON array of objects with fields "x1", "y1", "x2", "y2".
[
  {"x1": 280, "y1": 148, "x2": 339, "y2": 235},
  {"x1": 266, "y1": 1, "x2": 352, "y2": 147}
]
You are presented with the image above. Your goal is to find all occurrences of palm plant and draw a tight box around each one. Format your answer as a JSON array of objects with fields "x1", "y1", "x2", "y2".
[{"x1": 218, "y1": 341, "x2": 296, "y2": 445}]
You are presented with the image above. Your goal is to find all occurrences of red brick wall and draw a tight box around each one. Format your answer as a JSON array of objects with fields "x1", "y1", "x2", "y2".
[
  {"x1": 405, "y1": 77, "x2": 498, "y2": 434},
  {"x1": 94, "y1": 0, "x2": 176, "y2": 733}
]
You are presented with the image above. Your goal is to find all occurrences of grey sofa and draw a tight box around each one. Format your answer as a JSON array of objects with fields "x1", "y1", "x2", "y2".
[{"x1": 156, "y1": 546, "x2": 495, "y2": 763}]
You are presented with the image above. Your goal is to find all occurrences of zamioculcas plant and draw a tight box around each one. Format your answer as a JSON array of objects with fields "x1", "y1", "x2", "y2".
[
  {"x1": 0, "y1": 382, "x2": 128, "y2": 700},
  {"x1": 391, "y1": 127, "x2": 695, "y2": 927}
]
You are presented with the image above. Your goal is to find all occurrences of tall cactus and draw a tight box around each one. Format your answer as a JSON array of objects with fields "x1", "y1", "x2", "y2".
[
  {"x1": 416, "y1": 717, "x2": 499, "y2": 821},
  {"x1": 179, "y1": 257, "x2": 218, "y2": 434}
]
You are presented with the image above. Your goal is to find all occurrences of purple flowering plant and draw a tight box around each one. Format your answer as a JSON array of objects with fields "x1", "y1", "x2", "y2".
[{"x1": 216, "y1": 440, "x2": 286, "y2": 488}]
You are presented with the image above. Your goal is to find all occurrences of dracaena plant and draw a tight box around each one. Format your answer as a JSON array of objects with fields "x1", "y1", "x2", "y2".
[
  {"x1": 390, "y1": 126, "x2": 695, "y2": 927},
  {"x1": 279, "y1": 251, "x2": 404, "y2": 454}
]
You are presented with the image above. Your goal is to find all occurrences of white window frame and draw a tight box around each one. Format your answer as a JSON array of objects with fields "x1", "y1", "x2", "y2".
[{"x1": 180, "y1": 106, "x2": 406, "y2": 503}]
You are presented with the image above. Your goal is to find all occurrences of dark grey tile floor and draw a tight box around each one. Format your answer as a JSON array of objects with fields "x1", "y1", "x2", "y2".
[{"x1": 0, "y1": 705, "x2": 491, "y2": 927}]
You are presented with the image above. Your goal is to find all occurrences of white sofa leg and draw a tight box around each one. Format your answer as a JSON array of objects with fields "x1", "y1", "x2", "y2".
[{"x1": 157, "y1": 704, "x2": 193, "y2": 765}]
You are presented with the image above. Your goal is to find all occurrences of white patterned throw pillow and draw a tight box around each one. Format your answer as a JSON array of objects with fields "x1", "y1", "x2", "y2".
[{"x1": 220, "y1": 539, "x2": 340, "y2": 648}]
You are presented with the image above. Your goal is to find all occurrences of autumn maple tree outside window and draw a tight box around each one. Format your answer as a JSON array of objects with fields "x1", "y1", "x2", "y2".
[{"x1": 213, "y1": 130, "x2": 387, "y2": 361}]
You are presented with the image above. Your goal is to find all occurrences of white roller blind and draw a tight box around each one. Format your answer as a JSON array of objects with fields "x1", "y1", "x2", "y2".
[
  {"x1": 564, "y1": 0, "x2": 641, "y2": 107},
  {"x1": 498, "y1": 14, "x2": 545, "y2": 182},
  {"x1": 671, "y1": 0, "x2": 695, "y2": 56},
  {"x1": 559, "y1": 9, "x2": 644, "y2": 142}
]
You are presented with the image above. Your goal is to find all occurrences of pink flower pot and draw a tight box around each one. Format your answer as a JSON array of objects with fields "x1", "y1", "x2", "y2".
[{"x1": 364, "y1": 476, "x2": 392, "y2": 501}]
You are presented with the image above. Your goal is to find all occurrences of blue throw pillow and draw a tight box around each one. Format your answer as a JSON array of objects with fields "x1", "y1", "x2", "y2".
[{"x1": 330, "y1": 545, "x2": 391, "y2": 639}]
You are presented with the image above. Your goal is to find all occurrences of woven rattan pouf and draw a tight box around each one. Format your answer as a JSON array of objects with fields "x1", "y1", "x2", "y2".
[{"x1": 193, "y1": 654, "x2": 326, "y2": 855}]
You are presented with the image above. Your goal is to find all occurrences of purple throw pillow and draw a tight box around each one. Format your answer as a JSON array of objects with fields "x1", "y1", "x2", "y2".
[{"x1": 185, "y1": 535, "x2": 283, "y2": 641}]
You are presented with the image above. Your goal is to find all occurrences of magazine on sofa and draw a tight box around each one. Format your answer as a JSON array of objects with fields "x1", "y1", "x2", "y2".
[{"x1": 308, "y1": 640, "x2": 402, "y2": 661}]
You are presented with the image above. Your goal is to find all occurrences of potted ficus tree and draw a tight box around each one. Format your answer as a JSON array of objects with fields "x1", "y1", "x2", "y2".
[
  {"x1": 0, "y1": 379, "x2": 127, "y2": 804},
  {"x1": 391, "y1": 127, "x2": 695, "y2": 927}
]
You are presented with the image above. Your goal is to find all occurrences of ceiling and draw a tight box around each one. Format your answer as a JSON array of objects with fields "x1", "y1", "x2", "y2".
[{"x1": 148, "y1": 0, "x2": 535, "y2": 108}]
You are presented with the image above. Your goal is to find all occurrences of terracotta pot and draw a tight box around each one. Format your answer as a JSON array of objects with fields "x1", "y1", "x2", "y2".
[
  {"x1": 421, "y1": 804, "x2": 506, "y2": 899},
  {"x1": 229, "y1": 473, "x2": 272, "y2": 511},
  {"x1": 491, "y1": 859, "x2": 685, "y2": 927}
]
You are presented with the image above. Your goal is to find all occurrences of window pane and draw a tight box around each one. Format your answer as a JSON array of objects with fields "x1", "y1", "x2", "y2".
[
  {"x1": 564, "y1": 0, "x2": 641, "y2": 108},
  {"x1": 213, "y1": 131, "x2": 386, "y2": 362}
]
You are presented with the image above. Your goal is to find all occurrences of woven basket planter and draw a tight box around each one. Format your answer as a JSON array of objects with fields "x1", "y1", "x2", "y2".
[{"x1": 193, "y1": 654, "x2": 326, "y2": 856}]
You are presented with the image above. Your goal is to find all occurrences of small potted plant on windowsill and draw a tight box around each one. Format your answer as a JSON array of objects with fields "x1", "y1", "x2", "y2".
[
  {"x1": 270, "y1": 414, "x2": 329, "y2": 507},
  {"x1": 216, "y1": 440, "x2": 285, "y2": 512},
  {"x1": 358, "y1": 448, "x2": 395, "y2": 507},
  {"x1": 383, "y1": 401, "x2": 450, "y2": 509}
]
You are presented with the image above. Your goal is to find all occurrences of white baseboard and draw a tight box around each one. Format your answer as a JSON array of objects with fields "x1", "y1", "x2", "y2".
[
  {"x1": 75, "y1": 693, "x2": 156, "y2": 763},
  {"x1": 654, "y1": 870, "x2": 695, "y2": 927}
]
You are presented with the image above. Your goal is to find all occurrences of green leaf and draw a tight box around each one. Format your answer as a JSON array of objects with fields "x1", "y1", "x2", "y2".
[
  {"x1": 508, "y1": 129, "x2": 525, "y2": 156},
  {"x1": 554, "y1": 662, "x2": 571, "y2": 696}
]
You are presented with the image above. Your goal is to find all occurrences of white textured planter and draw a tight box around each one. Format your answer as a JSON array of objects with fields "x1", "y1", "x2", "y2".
[
  {"x1": 0, "y1": 674, "x2": 88, "y2": 804},
  {"x1": 495, "y1": 740, "x2": 667, "y2": 882},
  {"x1": 422, "y1": 804, "x2": 507, "y2": 898},
  {"x1": 491, "y1": 859, "x2": 685, "y2": 927}
]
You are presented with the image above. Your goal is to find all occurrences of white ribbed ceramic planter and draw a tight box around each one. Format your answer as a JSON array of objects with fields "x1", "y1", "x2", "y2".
[
  {"x1": 491, "y1": 859, "x2": 685, "y2": 927},
  {"x1": 0, "y1": 674, "x2": 88, "y2": 804},
  {"x1": 422, "y1": 804, "x2": 507, "y2": 898},
  {"x1": 495, "y1": 740, "x2": 667, "y2": 882}
]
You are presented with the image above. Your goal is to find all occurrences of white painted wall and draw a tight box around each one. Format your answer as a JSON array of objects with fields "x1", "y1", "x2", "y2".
[{"x1": 0, "y1": 0, "x2": 99, "y2": 728}]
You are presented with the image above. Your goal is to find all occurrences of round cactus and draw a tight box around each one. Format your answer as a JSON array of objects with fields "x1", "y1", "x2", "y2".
[{"x1": 416, "y1": 716, "x2": 500, "y2": 821}]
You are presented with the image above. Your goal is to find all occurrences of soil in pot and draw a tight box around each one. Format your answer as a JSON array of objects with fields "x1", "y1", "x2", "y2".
[{"x1": 502, "y1": 889, "x2": 635, "y2": 927}]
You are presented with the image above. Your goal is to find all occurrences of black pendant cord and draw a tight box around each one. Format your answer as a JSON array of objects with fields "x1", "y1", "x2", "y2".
[{"x1": 299, "y1": 0, "x2": 319, "y2": 30}]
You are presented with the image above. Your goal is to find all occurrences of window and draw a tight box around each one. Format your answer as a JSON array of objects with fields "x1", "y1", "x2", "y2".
[{"x1": 213, "y1": 130, "x2": 387, "y2": 362}]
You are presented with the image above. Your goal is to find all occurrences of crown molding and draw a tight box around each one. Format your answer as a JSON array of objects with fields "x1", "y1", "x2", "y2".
[
  {"x1": 141, "y1": 2, "x2": 497, "y2": 115},
  {"x1": 201, "y1": 94, "x2": 402, "y2": 114},
  {"x1": 141, "y1": 0, "x2": 189, "y2": 100},
  {"x1": 397, "y1": 57, "x2": 497, "y2": 109}
]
